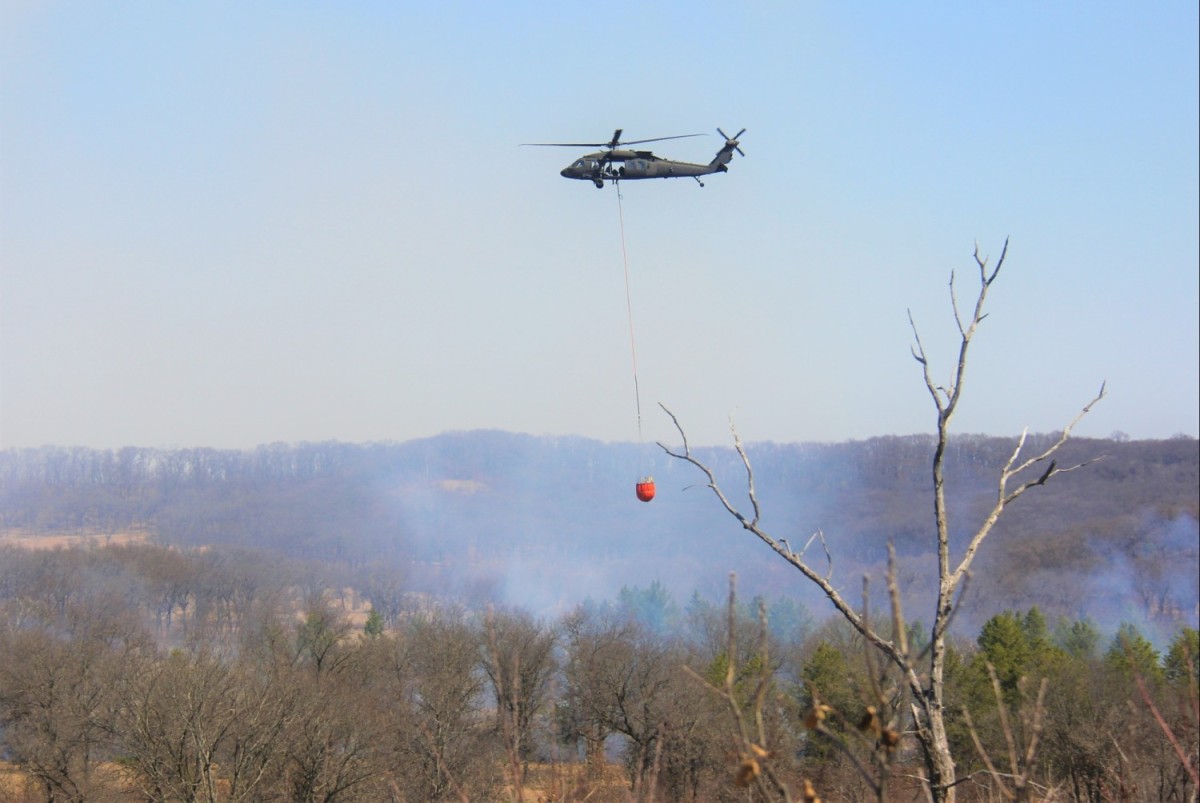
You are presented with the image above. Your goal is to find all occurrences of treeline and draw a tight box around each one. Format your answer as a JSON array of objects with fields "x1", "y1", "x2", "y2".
[
  {"x1": 0, "y1": 542, "x2": 1195, "y2": 801},
  {"x1": 1, "y1": 433, "x2": 1197, "y2": 630},
  {"x1": 3, "y1": 435, "x2": 1196, "y2": 539}
]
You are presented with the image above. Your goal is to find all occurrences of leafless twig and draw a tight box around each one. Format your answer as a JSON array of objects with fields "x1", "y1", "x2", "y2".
[
  {"x1": 682, "y1": 574, "x2": 795, "y2": 803},
  {"x1": 660, "y1": 241, "x2": 1104, "y2": 803},
  {"x1": 485, "y1": 606, "x2": 525, "y2": 802},
  {"x1": 962, "y1": 663, "x2": 1050, "y2": 802},
  {"x1": 1133, "y1": 671, "x2": 1200, "y2": 788}
]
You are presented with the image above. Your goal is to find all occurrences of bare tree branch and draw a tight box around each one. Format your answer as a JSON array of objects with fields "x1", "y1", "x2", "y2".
[
  {"x1": 887, "y1": 543, "x2": 911, "y2": 667},
  {"x1": 682, "y1": 575, "x2": 794, "y2": 802},
  {"x1": 908, "y1": 311, "x2": 946, "y2": 410},
  {"x1": 963, "y1": 664, "x2": 1050, "y2": 803},
  {"x1": 659, "y1": 405, "x2": 914, "y2": 684},
  {"x1": 946, "y1": 383, "x2": 1107, "y2": 592},
  {"x1": 659, "y1": 241, "x2": 1103, "y2": 803},
  {"x1": 730, "y1": 416, "x2": 763, "y2": 527},
  {"x1": 1134, "y1": 671, "x2": 1200, "y2": 787}
]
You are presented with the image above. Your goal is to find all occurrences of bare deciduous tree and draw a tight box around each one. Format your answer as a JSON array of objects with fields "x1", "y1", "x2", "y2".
[
  {"x1": 279, "y1": 662, "x2": 392, "y2": 802},
  {"x1": 118, "y1": 647, "x2": 296, "y2": 803},
  {"x1": 387, "y1": 613, "x2": 501, "y2": 802},
  {"x1": 560, "y1": 609, "x2": 631, "y2": 779},
  {"x1": 660, "y1": 242, "x2": 1105, "y2": 802},
  {"x1": 0, "y1": 630, "x2": 120, "y2": 802},
  {"x1": 480, "y1": 606, "x2": 559, "y2": 791}
]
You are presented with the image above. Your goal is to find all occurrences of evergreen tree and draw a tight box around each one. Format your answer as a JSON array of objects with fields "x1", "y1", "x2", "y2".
[
  {"x1": 1053, "y1": 616, "x2": 1100, "y2": 661},
  {"x1": 799, "y1": 644, "x2": 859, "y2": 721},
  {"x1": 1020, "y1": 607, "x2": 1050, "y2": 651},
  {"x1": 1163, "y1": 626, "x2": 1199, "y2": 684},
  {"x1": 797, "y1": 641, "x2": 860, "y2": 760},
  {"x1": 616, "y1": 581, "x2": 679, "y2": 636},
  {"x1": 753, "y1": 594, "x2": 812, "y2": 647},
  {"x1": 363, "y1": 607, "x2": 385, "y2": 638},
  {"x1": 1104, "y1": 622, "x2": 1164, "y2": 682},
  {"x1": 969, "y1": 609, "x2": 1065, "y2": 711},
  {"x1": 976, "y1": 611, "x2": 1031, "y2": 696},
  {"x1": 907, "y1": 620, "x2": 930, "y2": 658}
]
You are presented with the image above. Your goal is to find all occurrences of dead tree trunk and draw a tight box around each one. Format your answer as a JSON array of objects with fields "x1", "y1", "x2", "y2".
[{"x1": 660, "y1": 240, "x2": 1104, "y2": 803}]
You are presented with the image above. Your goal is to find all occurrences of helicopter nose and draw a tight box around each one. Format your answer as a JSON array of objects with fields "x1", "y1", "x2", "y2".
[{"x1": 560, "y1": 167, "x2": 571, "y2": 178}]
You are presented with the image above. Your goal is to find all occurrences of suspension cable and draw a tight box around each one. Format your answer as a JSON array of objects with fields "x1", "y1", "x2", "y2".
[{"x1": 616, "y1": 181, "x2": 643, "y2": 444}]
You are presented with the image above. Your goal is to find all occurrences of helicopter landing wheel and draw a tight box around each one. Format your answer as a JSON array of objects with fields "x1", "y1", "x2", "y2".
[{"x1": 593, "y1": 180, "x2": 604, "y2": 189}]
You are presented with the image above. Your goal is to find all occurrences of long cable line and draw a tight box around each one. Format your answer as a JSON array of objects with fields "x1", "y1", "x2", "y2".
[{"x1": 615, "y1": 181, "x2": 643, "y2": 445}]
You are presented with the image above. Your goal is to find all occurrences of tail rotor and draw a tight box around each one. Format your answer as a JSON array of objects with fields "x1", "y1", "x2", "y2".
[{"x1": 717, "y1": 127, "x2": 746, "y2": 157}]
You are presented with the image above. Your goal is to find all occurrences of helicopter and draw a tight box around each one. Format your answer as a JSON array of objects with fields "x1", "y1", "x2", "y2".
[{"x1": 523, "y1": 128, "x2": 745, "y2": 188}]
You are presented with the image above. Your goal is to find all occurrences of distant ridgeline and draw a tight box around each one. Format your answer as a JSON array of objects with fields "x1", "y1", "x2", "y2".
[{"x1": 1, "y1": 432, "x2": 1196, "y2": 631}]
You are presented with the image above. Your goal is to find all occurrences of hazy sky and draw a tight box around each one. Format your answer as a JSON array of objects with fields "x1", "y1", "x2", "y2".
[{"x1": 2, "y1": 2, "x2": 1197, "y2": 449}]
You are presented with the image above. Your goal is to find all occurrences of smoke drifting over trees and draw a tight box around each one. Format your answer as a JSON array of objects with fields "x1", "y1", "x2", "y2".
[
  {"x1": 0, "y1": 537, "x2": 1195, "y2": 800},
  {"x1": 1, "y1": 433, "x2": 1196, "y2": 638},
  {"x1": 0, "y1": 431, "x2": 1197, "y2": 799}
]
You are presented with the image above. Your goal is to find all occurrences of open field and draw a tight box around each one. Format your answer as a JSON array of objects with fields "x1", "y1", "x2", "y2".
[{"x1": 0, "y1": 528, "x2": 151, "y2": 551}]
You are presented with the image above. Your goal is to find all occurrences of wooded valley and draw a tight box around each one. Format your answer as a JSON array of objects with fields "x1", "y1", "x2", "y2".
[{"x1": 0, "y1": 432, "x2": 1196, "y2": 800}]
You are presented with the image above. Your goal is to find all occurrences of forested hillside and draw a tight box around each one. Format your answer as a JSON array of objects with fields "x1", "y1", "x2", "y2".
[
  {"x1": 1, "y1": 432, "x2": 1197, "y2": 800},
  {"x1": 2, "y1": 432, "x2": 1196, "y2": 636},
  {"x1": 0, "y1": 536, "x2": 1196, "y2": 800}
]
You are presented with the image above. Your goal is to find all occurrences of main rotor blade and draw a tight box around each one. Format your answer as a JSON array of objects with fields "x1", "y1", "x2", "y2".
[
  {"x1": 618, "y1": 133, "x2": 706, "y2": 146},
  {"x1": 520, "y1": 142, "x2": 612, "y2": 147},
  {"x1": 521, "y1": 131, "x2": 706, "y2": 148}
]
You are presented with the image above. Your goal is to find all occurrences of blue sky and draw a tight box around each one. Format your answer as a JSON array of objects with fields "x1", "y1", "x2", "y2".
[{"x1": 2, "y1": 2, "x2": 1197, "y2": 449}]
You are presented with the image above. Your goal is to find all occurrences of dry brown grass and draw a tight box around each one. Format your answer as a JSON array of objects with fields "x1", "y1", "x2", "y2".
[
  {"x1": 0, "y1": 528, "x2": 150, "y2": 551},
  {"x1": 0, "y1": 760, "x2": 631, "y2": 803},
  {"x1": 512, "y1": 762, "x2": 632, "y2": 802},
  {"x1": 0, "y1": 762, "x2": 34, "y2": 803},
  {"x1": 0, "y1": 761, "x2": 142, "y2": 803}
]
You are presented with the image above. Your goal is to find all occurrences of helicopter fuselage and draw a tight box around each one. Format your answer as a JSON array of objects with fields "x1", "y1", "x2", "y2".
[
  {"x1": 560, "y1": 141, "x2": 736, "y2": 188},
  {"x1": 525, "y1": 128, "x2": 743, "y2": 188},
  {"x1": 561, "y1": 151, "x2": 726, "y2": 180}
]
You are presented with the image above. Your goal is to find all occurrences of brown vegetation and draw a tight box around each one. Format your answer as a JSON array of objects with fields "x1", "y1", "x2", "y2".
[
  {"x1": 0, "y1": 528, "x2": 149, "y2": 551},
  {"x1": 0, "y1": 538, "x2": 1195, "y2": 801},
  {"x1": 0, "y1": 244, "x2": 1195, "y2": 800}
]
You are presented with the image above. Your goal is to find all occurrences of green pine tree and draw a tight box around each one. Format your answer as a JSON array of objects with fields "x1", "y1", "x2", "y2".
[
  {"x1": 976, "y1": 611, "x2": 1032, "y2": 696},
  {"x1": 797, "y1": 640, "x2": 861, "y2": 755},
  {"x1": 1053, "y1": 616, "x2": 1101, "y2": 661},
  {"x1": 363, "y1": 607, "x2": 385, "y2": 638},
  {"x1": 1163, "y1": 626, "x2": 1198, "y2": 684},
  {"x1": 1104, "y1": 622, "x2": 1164, "y2": 682}
]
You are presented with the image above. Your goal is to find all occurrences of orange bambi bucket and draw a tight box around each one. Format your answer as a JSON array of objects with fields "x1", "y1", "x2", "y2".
[{"x1": 635, "y1": 476, "x2": 656, "y2": 502}]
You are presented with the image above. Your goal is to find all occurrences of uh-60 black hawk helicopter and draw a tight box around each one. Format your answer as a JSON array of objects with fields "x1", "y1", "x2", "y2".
[{"x1": 523, "y1": 128, "x2": 745, "y2": 188}]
